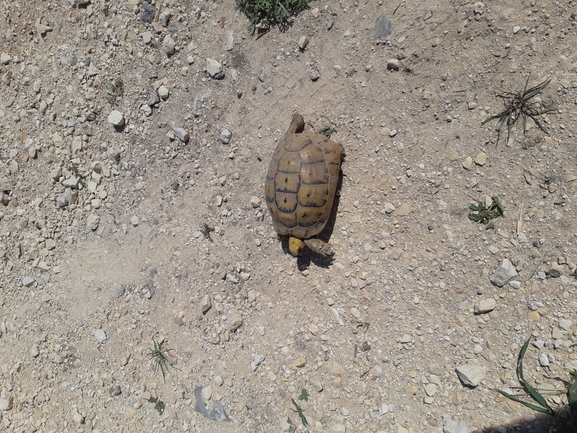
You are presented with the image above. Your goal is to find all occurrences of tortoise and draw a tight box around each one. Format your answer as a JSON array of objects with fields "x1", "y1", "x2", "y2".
[{"x1": 265, "y1": 113, "x2": 344, "y2": 256}]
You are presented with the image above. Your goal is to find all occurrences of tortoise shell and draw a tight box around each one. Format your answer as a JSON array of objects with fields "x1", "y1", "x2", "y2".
[{"x1": 265, "y1": 115, "x2": 343, "y2": 240}]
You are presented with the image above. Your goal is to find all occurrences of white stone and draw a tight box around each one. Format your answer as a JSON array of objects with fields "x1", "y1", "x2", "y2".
[
  {"x1": 92, "y1": 329, "x2": 107, "y2": 343},
  {"x1": 206, "y1": 58, "x2": 224, "y2": 79},
  {"x1": 455, "y1": 364, "x2": 487, "y2": 387},
  {"x1": 107, "y1": 110, "x2": 125, "y2": 126},
  {"x1": 474, "y1": 298, "x2": 496, "y2": 314},
  {"x1": 490, "y1": 258, "x2": 518, "y2": 286}
]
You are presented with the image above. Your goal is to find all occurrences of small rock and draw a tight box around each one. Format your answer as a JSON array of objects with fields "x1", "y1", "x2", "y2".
[
  {"x1": 329, "y1": 423, "x2": 346, "y2": 433},
  {"x1": 172, "y1": 127, "x2": 189, "y2": 143},
  {"x1": 92, "y1": 329, "x2": 107, "y2": 343},
  {"x1": 147, "y1": 90, "x2": 160, "y2": 106},
  {"x1": 462, "y1": 156, "x2": 473, "y2": 170},
  {"x1": 206, "y1": 58, "x2": 224, "y2": 79},
  {"x1": 490, "y1": 258, "x2": 518, "y2": 287},
  {"x1": 130, "y1": 216, "x2": 139, "y2": 227},
  {"x1": 220, "y1": 129, "x2": 232, "y2": 144},
  {"x1": 111, "y1": 286, "x2": 125, "y2": 298},
  {"x1": 474, "y1": 152, "x2": 487, "y2": 166},
  {"x1": 250, "y1": 196, "x2": 261, "y2": 208},
  {"x1": 473, "y1": 2, "x2": 485, "y2": 15},
  {"x1": 397, "y1": 202, "x2": 411, "y2": 216},
  {"x1": 279, "y1": 416, "x2": 296, "y2": 433},
  {"x1": 455, "y1": 364, "x2": 486, "y2": 387},
  {"x1": 141, "y1": 31, "x2": 152, "y2": 44},
  {"x1": 140, "y1": 3, "x2": 156, "y2": 23},
  {"x1": 109, "y1": 385, "x2": 122, "y2": 396},
  {"x1": 384, "y1": 203, "x2": 395, "y2": 214},
  {"x1": 539, "y1": 353, "x2": 549, "y2": 367},
  {"x1": 0, "y1": 397, "x2": 12, "y2": 411},
  {"x1": 0, "y1": 52, "x2": 11, "y2": 65},
  {"x1": 201, "y1": 294, "x2": 211, "y2": 314},
  {"x1": 162, "y1": 34, "x2": 176, "y2": 56},
  {"x1": 387, "y1": 59, "x2": 400, "y2": 71},
  {"x1": 513, "y1": 25, "x2": 521, "y2": 34},
  {"x1": 474, "y1": 298, "x2": 496, "y2": 314},
  {"x1": 424, "y1": 383, "x2": 438, "y2": 396},
  {"x1": 140, "y1": 104, "x2": 152, "y2": 116},
  {"x1": 295, "y1": 358, "x2": 307, "y2": 368},
  {"x1": 250, "y1": 354, "x2": 265, "y2": 372},
  {"x1": 107, "y1": 110, "x2": 125, "y2": 126},
  {"x1": 158, "y1": 85, "x2": 169, "y2": 100},
  {"x1": 86, "y1": 214, "x2": 100, "y2": 231},
  {"x1": 444, "y1": 419, "x2": 472, "y2": 433},
  {"x1": 308, "y1": 68, "x2": 320, "y2": 81},
  {"x1": 22, "y1": 276, "x2": 35, "y2": 287},
  {"x1": 298, "y1": 36, "x2": 309, "y2": 50},
  {"x1": 559, "y1": 319, "x2": 572, "y2": 331},
  {"x1": 375, "y1": 17, "x2": 392, "y2": 38}
]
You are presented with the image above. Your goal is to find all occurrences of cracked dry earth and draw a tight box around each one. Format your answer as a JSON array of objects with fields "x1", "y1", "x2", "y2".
[{"x1": 1, "y1": 0, "x2": 577, "y2": 432}]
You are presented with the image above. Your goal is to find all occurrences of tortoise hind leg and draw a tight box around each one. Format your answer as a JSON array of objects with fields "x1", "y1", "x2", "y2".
[{"x1": 286, "y1": 113, "x2": 305, "y2": 135}]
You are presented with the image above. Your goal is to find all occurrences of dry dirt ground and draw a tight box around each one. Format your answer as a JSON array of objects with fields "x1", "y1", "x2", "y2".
[{"x1": 1, "y1": 0, "x2": 577, "y2": 432}]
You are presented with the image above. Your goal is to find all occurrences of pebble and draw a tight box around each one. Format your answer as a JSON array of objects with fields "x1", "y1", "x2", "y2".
[
  {"x1": 474, "y1": 298, "x2": 496, "y2": 314},
  {"x1": 130, "y1": 215, "x2": 139, "y2": 227},
  {"x1": 86, "y1": 214, "x2": 100, "y2": 231},
  {"x1": 0, "y1": 397, "x2": 12, "y2": 411},
  {"x1": 490, "y1": 259, "x2": 518, "y2": 287},
  {"x1": 250, "y1": 354, "x2": 265, "y2": 372},
  {"x1": 397, "y1": 203, "x2": 411, "y2": 216},
  {"x1": 22, "y1": 276, "x2": 35, "y2": 287},
  {"x1": 474, "y1": 152, "x2": 486, "y2": 166},
  {"x1": 0, "y1": 52, "x2": 11, "y2": 65},
  {"x1": 538, "y1": 353, "x2": 549, "y2": 366},
  {"x1": 455, "y1": 364, "x2": 486, "y2": 387},
  {"x1": 295, "y1": 358, "x2": 307, "y2": 368},
  {"x1": 201, "y1": 294, "x2": 211, "y2": 314},
  {"x1": 424, "y1": 383, "x2": 437, "y2": 396},
  {"x1": 387, "y1": 59, "x2": 400, "y2": 71},
  {"x1": 298, "y1": 36, "x2": 309, "y2": 50},
  {"x1": 513, "y1": 26, "x2": 521, "y2": 34},
  {"x1": 558, "y1": 319, "x2": 572, "y2": 330},
  {"x1": 220, "y1": 129, "x2": 232, "y2": 144},
  {"x1": 162, "y1": 34, "x2": 176, "y2": 56},
  {"x1": 329, "y1": 423, "x2": 346, "y2": 433},
  {"x1": 308, "y1": 68, "x2": 320, "y2": 81},
  {"x1": 375, "y1": 17, "x2": 392, "y2": 38},
  {"x1": 509, "y1": 280, "x2": 521, "y2": 289},
  {"x1": 111, "y1": 286, "x2": 125, "y2": 298},
  {"x1": 158, "y1": 85, "x2": 169, "y2": 100},
  {"x1": 172, "y1": 126, "x2": 189, "y2": 143},
  {"x1": 92, "y1": 329, "x2": 107, "y2": 343},
  {"x1": 250, "y1": 196, "x2": 261, "y2": 208},
  {"x1": 147, "y1": 90, "x2": 160, "y2": 106},
  {"x1": 107, "y1": 110, "x2": 125, "y2": 126},
  {"x1": 473, "y1": 2, "x2": 485, "y2": 15},
  {"x1": 384, "y1": 203, "x2": 395, "y2": 214},
  {"x1": 462, "y1": 156, "x2": 473, "y2": 170},
  {"x1": 141, "y1": 31, "x2": 152, "y2": 44},
  {"x1": 279, "y1": 416, "x2": 296, "y2": 433},
  {"x1": 444, "y1": 419, "x2": 472, "y2": 433},
  {"x1": 206, "y1": 58, "x2": 224, "y2": 79},
  {"x1": 214, "y1": 375, "x2": 224, "y2": 386}
]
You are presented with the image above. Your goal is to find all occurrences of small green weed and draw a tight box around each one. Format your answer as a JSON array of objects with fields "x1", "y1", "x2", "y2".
[
  {"x1": 291, "y1": 398, "x2": 309, "y2": 427},
  {"x1": 320, "y1": 127, "x2": 336, "y2": 138},
  {"x1": 482, "y1": 76, "x2": 553, "y2": 145},
  {"x1": 496, "y1": 337, "x2": 577, "y2": 432},
  {"x1": 298, "y1": 388, "x2": 309, "y2": 401},
  {"x1": 148, "y1": 396, "x2": 166, "y2": 415},
  {"x1": 468, "y1": 196, "x2": 504, "y2": 225},
  {"x1": 106, "y1": 77, "x2": 124, "y2": 106},
  {"x1": 200, "y1": 223, "x2": 214, "y2": 242},
  {"x1": 147, "y1": 339, "x2": 178, "y2": 381},
  {"x1": 236, "y1": 0, "x2": 309, "y2": 32}
]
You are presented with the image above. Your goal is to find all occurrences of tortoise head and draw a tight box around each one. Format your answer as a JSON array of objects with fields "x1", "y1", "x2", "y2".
[{"x1": 288, "y1": 237, "x2": 305, "y2": 256}]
